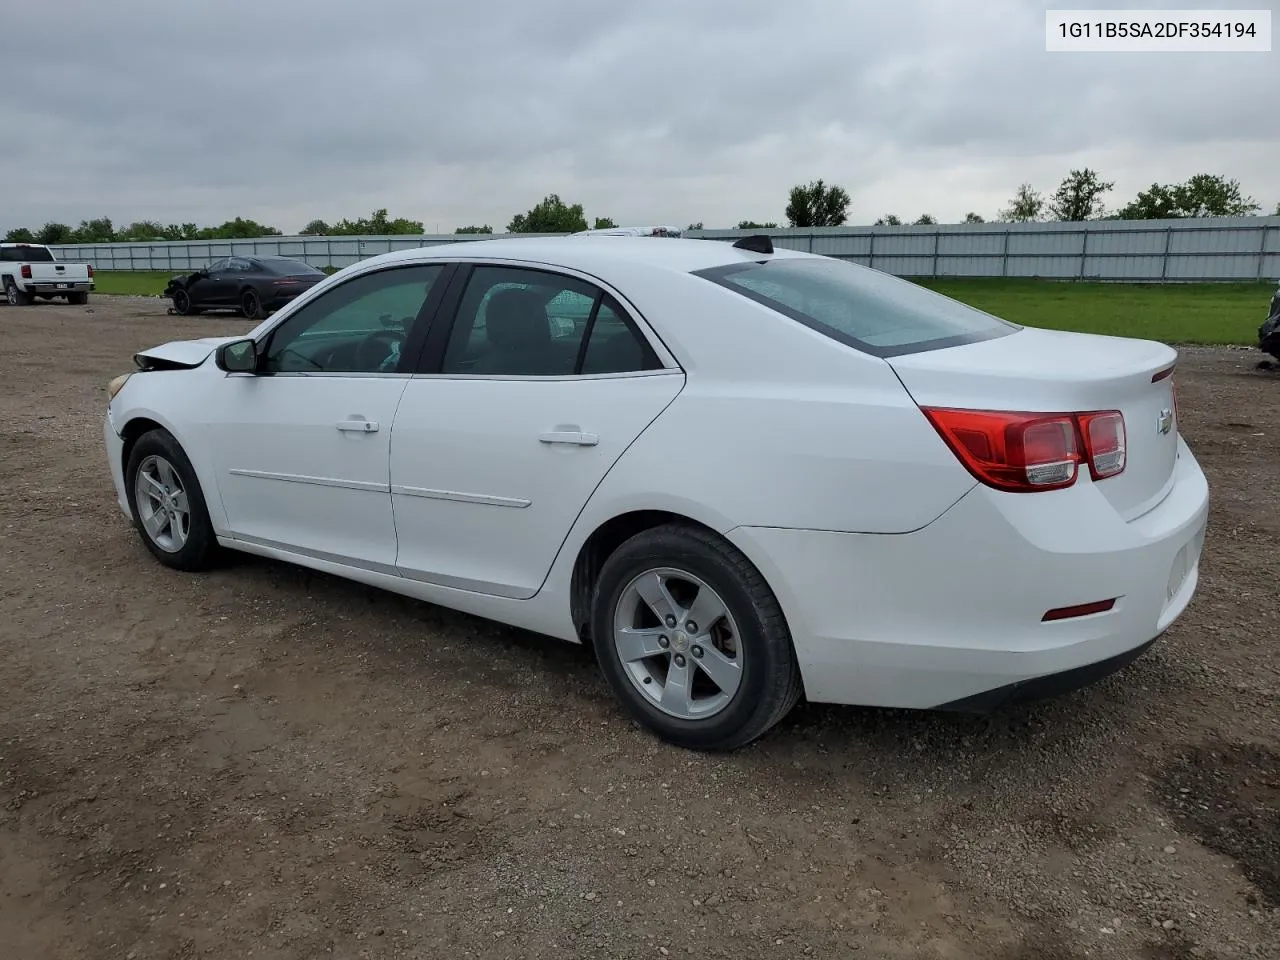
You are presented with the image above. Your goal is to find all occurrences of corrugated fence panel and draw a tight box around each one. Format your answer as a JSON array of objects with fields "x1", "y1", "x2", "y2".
[{"x1": 45, "y1": 217, "x2": 1280, "y2": 281}]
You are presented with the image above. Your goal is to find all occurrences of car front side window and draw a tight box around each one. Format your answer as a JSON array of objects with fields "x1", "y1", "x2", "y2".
[{"x1": 261, "y1": 264, "x2": 444, "y2": 374}]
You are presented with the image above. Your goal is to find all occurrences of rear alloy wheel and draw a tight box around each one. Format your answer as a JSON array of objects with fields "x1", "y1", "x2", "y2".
[
  {"x1": 5, "y1": 279, "x2": 33, "y2": 306},
  {"x1": 591, "y1": 523, "x2": 802, "y2": 751},
  {"x1": 125, "y1": 429, "x2": 219, "y2": 571},
  {"x1": 240, "y1": 289, "x2": 264, "y2": 320}
]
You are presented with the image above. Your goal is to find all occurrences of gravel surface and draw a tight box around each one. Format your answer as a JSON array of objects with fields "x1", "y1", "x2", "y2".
[{"x1": 1, "y1": 296, "x2": 1278, "y2": 959}]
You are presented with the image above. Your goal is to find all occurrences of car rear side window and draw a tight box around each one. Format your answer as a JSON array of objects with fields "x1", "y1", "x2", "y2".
[{"x1": 693, "y1": 258, "x2": 1018, "y2": 357}]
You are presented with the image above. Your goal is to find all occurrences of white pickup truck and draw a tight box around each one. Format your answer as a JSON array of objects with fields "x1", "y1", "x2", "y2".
[{"x1": 1, "y1": 242, "x2": 95, "y2": 306}]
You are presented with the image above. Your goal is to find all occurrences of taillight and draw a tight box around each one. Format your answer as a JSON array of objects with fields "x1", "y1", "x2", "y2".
[
  {"x1": 1078, "y1": 411, "x2": 1126, "y2": 480},
  {"x1": 20, "y1": 264, "x2": 32, "y2": 279},
  {"x1": 87, "y1": 265, "x2": 95, "y2": 278},
  {"x1": 923, "y1": 407, "x2": 1126, "y2": 493}
]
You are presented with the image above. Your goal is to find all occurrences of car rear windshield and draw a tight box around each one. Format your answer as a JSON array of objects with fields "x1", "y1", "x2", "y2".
[
  {"x1": 1, "y1": 245, "x2": 55, "y2": 263},
  {"x1": 693, "y1": 257, "x2": 1018, "y2": 357},
  {"x1": 261, "y1": 258, "x2": 322, "y2": 276}
]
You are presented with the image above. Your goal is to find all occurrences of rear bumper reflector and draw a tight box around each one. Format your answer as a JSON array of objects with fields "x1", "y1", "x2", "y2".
[{"x1": 1041, "y1": 598, "x2": 1117, "y2": 622}]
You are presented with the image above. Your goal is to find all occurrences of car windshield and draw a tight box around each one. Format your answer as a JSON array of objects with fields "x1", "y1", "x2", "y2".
[
  {"x1": 259, "y1": 258, "x2": 323, "y2": 276},
  {"x1": 694, "y1": 257, "x2": 1018, "y2": 357}
]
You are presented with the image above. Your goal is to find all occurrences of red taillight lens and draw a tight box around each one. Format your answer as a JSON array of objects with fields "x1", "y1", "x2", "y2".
[
  {"x1": 923, "y1": 407, "x2": 1127, "y2": 493},
  {"x1": 1079, "y1": 411, "x2": 1126, "y2": 479},
  {"x1": 20, "y1": 264, "x2": 32, "y2": 279},
  {"x1": 87, "y1": 265, "x2": 95, "y2": 278},
  {"x1": 923, "y1": 409, "x2": 1079, "y2": 492}
]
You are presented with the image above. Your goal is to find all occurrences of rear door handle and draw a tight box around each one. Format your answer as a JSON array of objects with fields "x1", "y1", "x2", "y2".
[
  {"x1": 539, "y1": 430, "x2": 599, "y2": 447},
  {"x1": 336, "y1": 418, "x2": 379, "y2": 433}
]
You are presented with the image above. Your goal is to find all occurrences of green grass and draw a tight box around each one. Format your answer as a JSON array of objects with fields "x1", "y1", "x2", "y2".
[
  {"x1": 92, "y1": 271, "x2": 1271, "y2": 346},
  {"x1": 918, "y1": 278, "x2": 1269, "y2": 345}
]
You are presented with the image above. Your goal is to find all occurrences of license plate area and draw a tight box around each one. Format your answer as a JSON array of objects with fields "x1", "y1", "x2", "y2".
[{"x1": 56, "y1": 283, "x2": 68, "y2": 289}]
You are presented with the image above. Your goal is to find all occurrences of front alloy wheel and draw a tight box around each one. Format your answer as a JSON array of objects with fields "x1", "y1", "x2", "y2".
[{"x1": 134, "y1": 454, "x2": 191, "y2": 553}]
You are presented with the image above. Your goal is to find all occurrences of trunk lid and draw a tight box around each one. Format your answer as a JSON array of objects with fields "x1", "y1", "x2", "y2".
[
  {"x1": 26, "y1": 262, "x2": 91, "y2": 283},
  {"x1": 888, "y1": 327, "x2": 1180, "y2": 520}
]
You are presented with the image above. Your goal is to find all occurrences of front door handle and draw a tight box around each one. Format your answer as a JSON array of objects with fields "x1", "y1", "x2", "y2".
[
  {"x1": 336, "y1": 418, "x2": 379, "y2": 433},
  {"x1": 539, "y1": 430, "x2": 599, "y2": 447}
]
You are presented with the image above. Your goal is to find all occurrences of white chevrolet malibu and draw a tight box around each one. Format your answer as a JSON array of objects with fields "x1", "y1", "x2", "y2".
[{"x1": 103, "y1": 235, "x2": 1209, "y2": 750}]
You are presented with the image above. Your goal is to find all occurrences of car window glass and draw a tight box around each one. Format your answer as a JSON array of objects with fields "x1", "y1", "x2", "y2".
[
  {"x1": 262, "y1": 264, "x2": 443, "y2": 374},
  {"x1": 229, "y1": 258, "x2": 252, "y2": 271},
  {"x1": 441, "y1": 266, "x2": 602, "y2": 376},
  {"x1": 579, "y1": 298, "x2": 662, "y2": 375},
  {"x1": 206, "y1": 259, "x2": 228, "y2": 274}
]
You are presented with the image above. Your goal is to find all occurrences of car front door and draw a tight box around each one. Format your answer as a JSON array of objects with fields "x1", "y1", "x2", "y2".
[
  {"x1": 191, "y1": 258, "x2": 232, "y2": 306},
  {"x1": 389, "y1": 263, "x2": 685, "y2": 599},
  {"x1": 207, "y1": 261, "x2": 449, "y2": 569}
]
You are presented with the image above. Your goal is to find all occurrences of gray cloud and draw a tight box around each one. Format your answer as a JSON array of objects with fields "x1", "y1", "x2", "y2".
[{"x1": 1, "y1": 0, "x2": 1275, "y2": 234}]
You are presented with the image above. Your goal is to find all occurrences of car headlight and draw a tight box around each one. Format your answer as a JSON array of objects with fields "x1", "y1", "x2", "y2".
[{"x1": 107, "y1": 373, "x2": 132, "y2": 400}]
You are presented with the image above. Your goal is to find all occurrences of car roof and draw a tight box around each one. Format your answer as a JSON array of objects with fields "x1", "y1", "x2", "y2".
[{"x1": 368, "y1": 235, "x2": 813, "y2": 276}]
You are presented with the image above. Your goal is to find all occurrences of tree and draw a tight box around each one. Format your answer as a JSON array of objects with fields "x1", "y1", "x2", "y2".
[
  {"x1": 592, "y1": 216, "x2": 617, "y2": 229},
  {"x1": 914, "y1": 214, "x2": 937, "y2": 225},
  {"x1": 1115, "y1": 174, "x2": 1261, "y2": 219},
  {"x1": 36, "y1": 222, "x2": 75, "y2": 244},
  {"x1": 330, "y1": 208, "x2": 422, "y2": 235},
  {"x1": 3, "y1": 227, "x2": 36, "y2": 242},
  {"x1": 454, "y1": 224, "x2": 493, "y2": 234},
  {"x1": 1046, "y1": 168, "x2": 1114, "y2": 221},
  {"x1": 196, "y1": 217, "x2": 282, "y2": 240},
  {"x1": 686, "y1": 221, "x2": 704, "y2": 230},
  {"x1": 963, "y1": 212, "x2": 985, "y2": 223},
  {"x1": 116, "y1": 221, "x2": 169, "y2": 241},
  {"x1": 507, "y1": 194, "x2": 588, "y2": 233},
  {"x1": 72, "y1": 217, "x2": 116, "y2": 243},
  {"x1": 736, "y1": 220, "x2": 778, "y2": 230},
  {"x1": 785, "y1": 179, "x2": 850, "y2": 227},
  {"x1": 874, "y1": 214, "x2": 902, "y2": 226},
  {"x1": 999, "y1": 183, "x2": 1045, "y2": 222},
  {"x1": 299, "y1": 219, "x2": 331, "y2": 235}
]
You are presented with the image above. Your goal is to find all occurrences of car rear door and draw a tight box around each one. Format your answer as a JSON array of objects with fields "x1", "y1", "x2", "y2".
[{"x1": 388, "y1": 262, "x2": 684, "y2": 599}]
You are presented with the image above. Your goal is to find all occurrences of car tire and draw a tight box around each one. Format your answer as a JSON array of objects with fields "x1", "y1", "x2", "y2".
[
  {"x1": 67, "y1": 292, "x2": 88, "y2": 305},
  {"x1": 5, "y1": 279, "x2": 33, "y2": 306},
  {"x1": 240, "y1": 288, "x2": 265, "y2": 320},
  {"x1": 124, "y1": 428, "x2": 220, "y2": 572},
  {"x1": 590, "y1": 522, "x2": 802, "y2": 751},
  {"x1": 171, "y1": 289, "x2": 198, "y2": 316}
]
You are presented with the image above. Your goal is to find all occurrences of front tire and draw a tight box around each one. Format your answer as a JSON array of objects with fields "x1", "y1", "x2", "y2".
[
  {"x1": 590, "y1": 523, "x2": 802, "y2": 751},
  {"x1": 240, "y1": 288, "x2": 265, "y2": 320},
  {"x1": 124, "y1": 429, "x2": 219, "y2": 571},
  {"x1": 171, "y1": 288, "x2": 199, "y2": 316},
  {"x1": 5, "y1": 279, "x2": 33, "y2": 306}
]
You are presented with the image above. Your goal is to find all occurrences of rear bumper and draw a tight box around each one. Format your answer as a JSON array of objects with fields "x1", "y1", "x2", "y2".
[
  {"x1": 727, "y1": 435, "x2": 1210, "y2": 711},
  {"x1": 24, "y1": 281, "x2": 93, "y2": 294}
]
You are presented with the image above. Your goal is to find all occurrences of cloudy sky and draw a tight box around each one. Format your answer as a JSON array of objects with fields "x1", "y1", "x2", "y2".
[{"x1": 1, "y1": 0, "x2": 1275, "y2": 234}]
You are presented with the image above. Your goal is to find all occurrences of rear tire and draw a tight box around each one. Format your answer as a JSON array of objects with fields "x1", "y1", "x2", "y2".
[
  {"x1": 67, "y1": 292, "x2": 88, "y2": 305},
  {"x1": 590, "y1": 522, "x2": 802, "y2": 751},
  {"x1": 124, "y1": 429, "x2": 220, "y2": 572},
  {"x1": 5, "y1": 279, "x2": 33, "y2": 306}
]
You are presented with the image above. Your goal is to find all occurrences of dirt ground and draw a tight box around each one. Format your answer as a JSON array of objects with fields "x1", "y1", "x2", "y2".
[{"x1": 1, "y1": 294, "x2": 1277, "y2": 960}]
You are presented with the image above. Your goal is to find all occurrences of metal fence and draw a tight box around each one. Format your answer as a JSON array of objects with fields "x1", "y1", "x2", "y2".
[{"x1": 49, "y1": 216, "x2": 1280, "y2": 282}]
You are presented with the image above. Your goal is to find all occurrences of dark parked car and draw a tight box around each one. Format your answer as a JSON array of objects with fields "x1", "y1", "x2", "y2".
[{"x1": 164, "y1": 256, "x2": 325, "y2": 319}]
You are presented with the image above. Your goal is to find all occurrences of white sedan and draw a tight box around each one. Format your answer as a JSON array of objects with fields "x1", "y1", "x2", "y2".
[{"x1": 103, "y1": 235, "x2": 1209, "y2": 750}]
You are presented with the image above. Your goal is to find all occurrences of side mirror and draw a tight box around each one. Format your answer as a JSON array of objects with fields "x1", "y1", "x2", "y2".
[{"x1": 216, "y1": 338, "x2": 258, "y2": 373}]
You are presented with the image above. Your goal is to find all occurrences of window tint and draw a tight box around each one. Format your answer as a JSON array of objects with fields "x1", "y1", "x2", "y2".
[
  {"x1": 694, "y1": 258, "x2": 1018, "y2": 357},
  {"x1": 262, "y1": 264, "x2": 443, "y2": 374},
  {"x1": 205, "y1": 258, "x2": 229, "y2": 273},
  {"x1": 580, "y1": 299, "x2": 660, "y2": 375},
  {"x1": 260, "y1": 257, "x2": 323, "y2": 276},
  {"x1": 228, "y1": 257, "x2": 253, "y2": 271},
  {"x1": 2, "y1": 245, "x2": 54, "y2": 263},
  {"x1": 440, "y1": 266, "x2": 661, "y2": 376}
]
